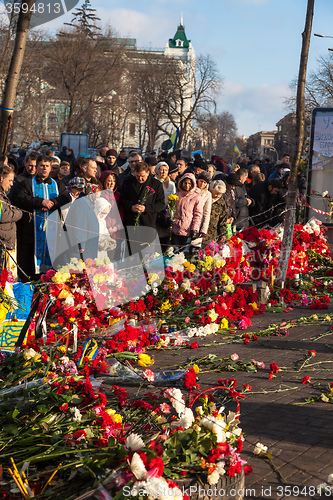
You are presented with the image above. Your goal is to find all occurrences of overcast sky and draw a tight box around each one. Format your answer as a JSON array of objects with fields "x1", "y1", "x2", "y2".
[{"x1": 7, "y1": 0, "x2": 333, "y2": 138}]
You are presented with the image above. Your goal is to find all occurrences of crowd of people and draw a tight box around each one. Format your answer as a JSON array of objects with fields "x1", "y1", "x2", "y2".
[{"x1": 0, "y1": 146, "x2": 307, "y2": 283}]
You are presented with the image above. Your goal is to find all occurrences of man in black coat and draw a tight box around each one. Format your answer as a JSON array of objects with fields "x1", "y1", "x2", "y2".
[
  {"x1": 235, "y1": 168, "x2": 254, "y2": 230},
  {"x1": 120, "y1": 161, "x2": 164, "y2": 228},
  {"x1": 248, "y1": 178, "x2": 281, "y2": 228},
  {"x1": 14, "y1": 155, "x2": 71, "y2": 282},
  {"x1": 9, "y1": 152, "x2": 39, "y2": 205}
]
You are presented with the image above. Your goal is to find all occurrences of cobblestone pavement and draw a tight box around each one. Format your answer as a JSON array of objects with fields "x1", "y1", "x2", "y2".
[{"x1": 149, "y1": 302, "x2": 333, "y2": 500}]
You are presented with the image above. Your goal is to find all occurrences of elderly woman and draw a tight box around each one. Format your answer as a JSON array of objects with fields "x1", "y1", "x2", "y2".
[
  {"x1": 202, "y1": 180, "x2": 228, "y2": 246},
  {"x1": 155, "y1": 161, "x2": 176, "y2": 203},
  {"x1": 0, "y1": 165, "x2": 23, "y2": 276}
]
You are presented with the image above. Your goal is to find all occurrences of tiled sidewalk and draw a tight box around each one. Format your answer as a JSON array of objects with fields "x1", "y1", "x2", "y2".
[{"x1": 151, "y1": 303, "x2": 333, "y2": 500}]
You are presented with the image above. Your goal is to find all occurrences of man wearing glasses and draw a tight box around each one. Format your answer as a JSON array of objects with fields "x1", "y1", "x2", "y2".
[{"x1": 118, "y1": 151, "x2": 142, "y2": 188}]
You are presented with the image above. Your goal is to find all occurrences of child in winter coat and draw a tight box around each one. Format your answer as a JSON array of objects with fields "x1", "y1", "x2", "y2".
[{"x1": 171, "y1": 173, "x2": 203, "y2": 254}]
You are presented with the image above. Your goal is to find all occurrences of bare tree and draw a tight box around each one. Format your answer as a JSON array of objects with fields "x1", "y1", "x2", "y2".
[
  {"x1": 195, "y1": 111, "x2": 237, "y2": 159},
  {"x1": 160, "y1": 54, "x2": 222, "y2": 149},
  {"x1": 43, "y1": 24, "x2": 125, "y2": 134}
]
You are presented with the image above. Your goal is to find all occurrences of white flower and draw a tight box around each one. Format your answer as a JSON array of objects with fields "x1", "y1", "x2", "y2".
[
  {"x1": 169, "y1": 388, "x2": 185, "y2": 415},
  {"x1": 216, "y1": 460, "x2": 226, "y2": 475},
  {"x1": 23, "y1": 348, "x2": 37, "y2": 360},
  {"x1": 130, "y1": 452, "x2": 147, "y2": 480},
  {"x1": 126, "y1": 433, "x2": 145, "y2": 451},
  {"x1": 317, "y1": 483, "x2": 328, "y2": 494},
  {"x1": 200, "y1": 416, "x2": 214, "y2": 430},
  {"x1": 254, "y1": 442, "x2": 268, "y2": 455},
  {"x1": 207, "y1": 469, "x2": 220, "y2": 485},
  {"x1": 69, "y1": 407, "x2": 82, "y2": 422},
  {"x1": 327, "y1": 474, "x2": 333, "y2": 484},
  {"x1": 322, "y1": 191, "x2": 329, "y2": 197},
  {"x1": 179, "y1": 408, "x2": 194, "y2": 429}
]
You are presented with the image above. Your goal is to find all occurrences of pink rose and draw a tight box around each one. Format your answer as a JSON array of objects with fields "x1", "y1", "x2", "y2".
[{"x1": 231, "y1": 353, "x2": 239, "y2": 361}]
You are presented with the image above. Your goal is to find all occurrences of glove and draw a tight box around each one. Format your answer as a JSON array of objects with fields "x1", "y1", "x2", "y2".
[
  {"x1": 191, "y1": 230, "x2": 198, "y2": 239},
  {"x1": 200, "y1": 232, "x2": 206, "y2": 238}
]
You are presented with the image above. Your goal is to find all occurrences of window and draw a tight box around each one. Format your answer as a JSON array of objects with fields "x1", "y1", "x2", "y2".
[
  {"x1": 129, "y1": 122, "x2": 136, "y2": 137},
  {"x1": 175, "y1": 39, "x2": 184, "y2": 47}
]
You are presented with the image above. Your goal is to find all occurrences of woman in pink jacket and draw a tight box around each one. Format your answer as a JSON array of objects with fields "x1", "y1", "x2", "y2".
[{"x1": 171, "y1": 173, "x2": 203, "y2": 254}]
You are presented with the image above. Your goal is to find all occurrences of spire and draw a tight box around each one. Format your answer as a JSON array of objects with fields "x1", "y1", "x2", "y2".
[{"x1": 180, "y1": 12, "x2": 183, "y2": 27}]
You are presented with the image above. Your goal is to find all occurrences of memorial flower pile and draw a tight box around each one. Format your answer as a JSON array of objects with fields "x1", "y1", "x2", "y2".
[{"x1": 0, "y1": 342, "x2": 250, "y2": 499}]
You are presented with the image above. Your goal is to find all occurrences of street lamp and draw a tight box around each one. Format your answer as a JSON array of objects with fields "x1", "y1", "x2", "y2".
[
  {"x1": 314, "y1": 33, "x2": 333, "y2": 51},
  {"x1": 270, "y1": 147, "x2": 279, "y2": 161},
  {"x1": 314, "y1": 33, "x2": 333, "y2": 38}
]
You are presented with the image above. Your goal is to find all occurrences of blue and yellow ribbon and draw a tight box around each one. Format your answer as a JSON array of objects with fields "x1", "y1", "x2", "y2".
[{"x1": 78, "y1": 338, "x2": 99, "y2": 366}]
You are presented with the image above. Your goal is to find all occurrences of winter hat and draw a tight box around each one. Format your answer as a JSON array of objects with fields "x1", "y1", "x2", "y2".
[
  {"x1": 209, "y1": 179, "x2": 226, "y2": 194},
  {"x1": 106, "y1": 149, "x2": 117, "y2": 158},
  {"x1": 194, "y1": 159, "x2": 208, "y2": 171},
  {"x1": 225, "y1": 173, "x2": 241, "y2": 186},
  {"x1": 68, "y1": 177, "x2": 86, "y2": 190},
  {"x1": 197, "y1": 171, "x2": 212, "y2": 184},
  {"x1": 155, "y1": 161, "x2": 169, "y2": 177},
  {"x1": 100, "y1": 170, "x2": 118, "y2": 189},
  {"x1": 168, "y1": 162, "x2": 178, "y2": 175}
]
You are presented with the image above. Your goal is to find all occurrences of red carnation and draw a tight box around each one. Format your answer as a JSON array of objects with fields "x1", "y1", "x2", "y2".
[
  {"x1": 308, "y1": 350, "x2": 316, "y2": 357},
  {"x1": 270, "y1": 362, "x2": 279, "y2": 373},
  {"x1": 190, "y1": 342, "x2": 199, "y2": 349},
  {"x1": 302, "y1": 376, "x2": 311, "y2": 384}
]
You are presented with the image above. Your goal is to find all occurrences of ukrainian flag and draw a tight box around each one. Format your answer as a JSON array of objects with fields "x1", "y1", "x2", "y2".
[
  {"x1": 170, "y1": 128, "x2": 180, "y2": 151},
  {"x1": 234, "y1": 143, "x2": 240, "y2": 155}
]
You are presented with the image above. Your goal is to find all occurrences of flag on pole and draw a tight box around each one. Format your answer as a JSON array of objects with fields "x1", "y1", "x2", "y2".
[
  {"x1": 170, "y1": 128, "x2": 180, "y2": 151},
  {"x1": 233, "y1": 143, "x2": 240, "y2": 155}
]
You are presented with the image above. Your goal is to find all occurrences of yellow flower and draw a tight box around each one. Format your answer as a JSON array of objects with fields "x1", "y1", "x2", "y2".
[
  {"x1": 33, "y1": 354, "x2": 41, "y2": 363},
  {"x1": 311, "y1": 314, "x2": 318, "y2": 321},
  {"x1": 221, "y1": 273, "x2": 230, "y2": 282},
  {"x1": 324, "y1": 315, "x2": 331, "y2": 321},
  {"x1": 155, "y1": 415, "x2": 167, "y2": 424},
  {"x1": 58, "y1": 346, "x2": 66, "y2": 353},
  {"x1": 184, "y1": 261, "x2": 196, "y2": 272},
  {"x1": 52, "y1": 272, "x2": 70, "y2": 284},
  {"x1": 220, "y1": 318, "x2": 229, "y2": 329},
  {"x1": 249, "y1": 302, "x2": 259, "y2": 311},
  {"x1": 192, "y1": 364, "x2": 200, "y2": 373},
  {"x1": 321, "y1": 394, "x2": 330, "y2": 403},
  {"x1": 168, "y1": 194, "x2": 178, "y2": 202},
  {"x1": 149, "y1": 273, "x2": 160, "y2": 285},
  {"x1": 112, "y1": 413, "x2": 122, "y2": 424},
  {"x1": 58, "y1": 289, "x2": 70, "y2": 299},
  {"x1": 138, "y1": 353, "x2": 154, "y2": 367},
  {"x1": 161, "y1": 300, "x2": 171, "y2": 311},
  {"x1": 208, "y1": 309, "x2": 219, "y2": 322}
]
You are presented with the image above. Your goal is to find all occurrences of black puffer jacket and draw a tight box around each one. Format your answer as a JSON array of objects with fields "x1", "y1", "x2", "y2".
[{"x1": 235, "y1": 184, "x2": 253, "y2": 230}]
